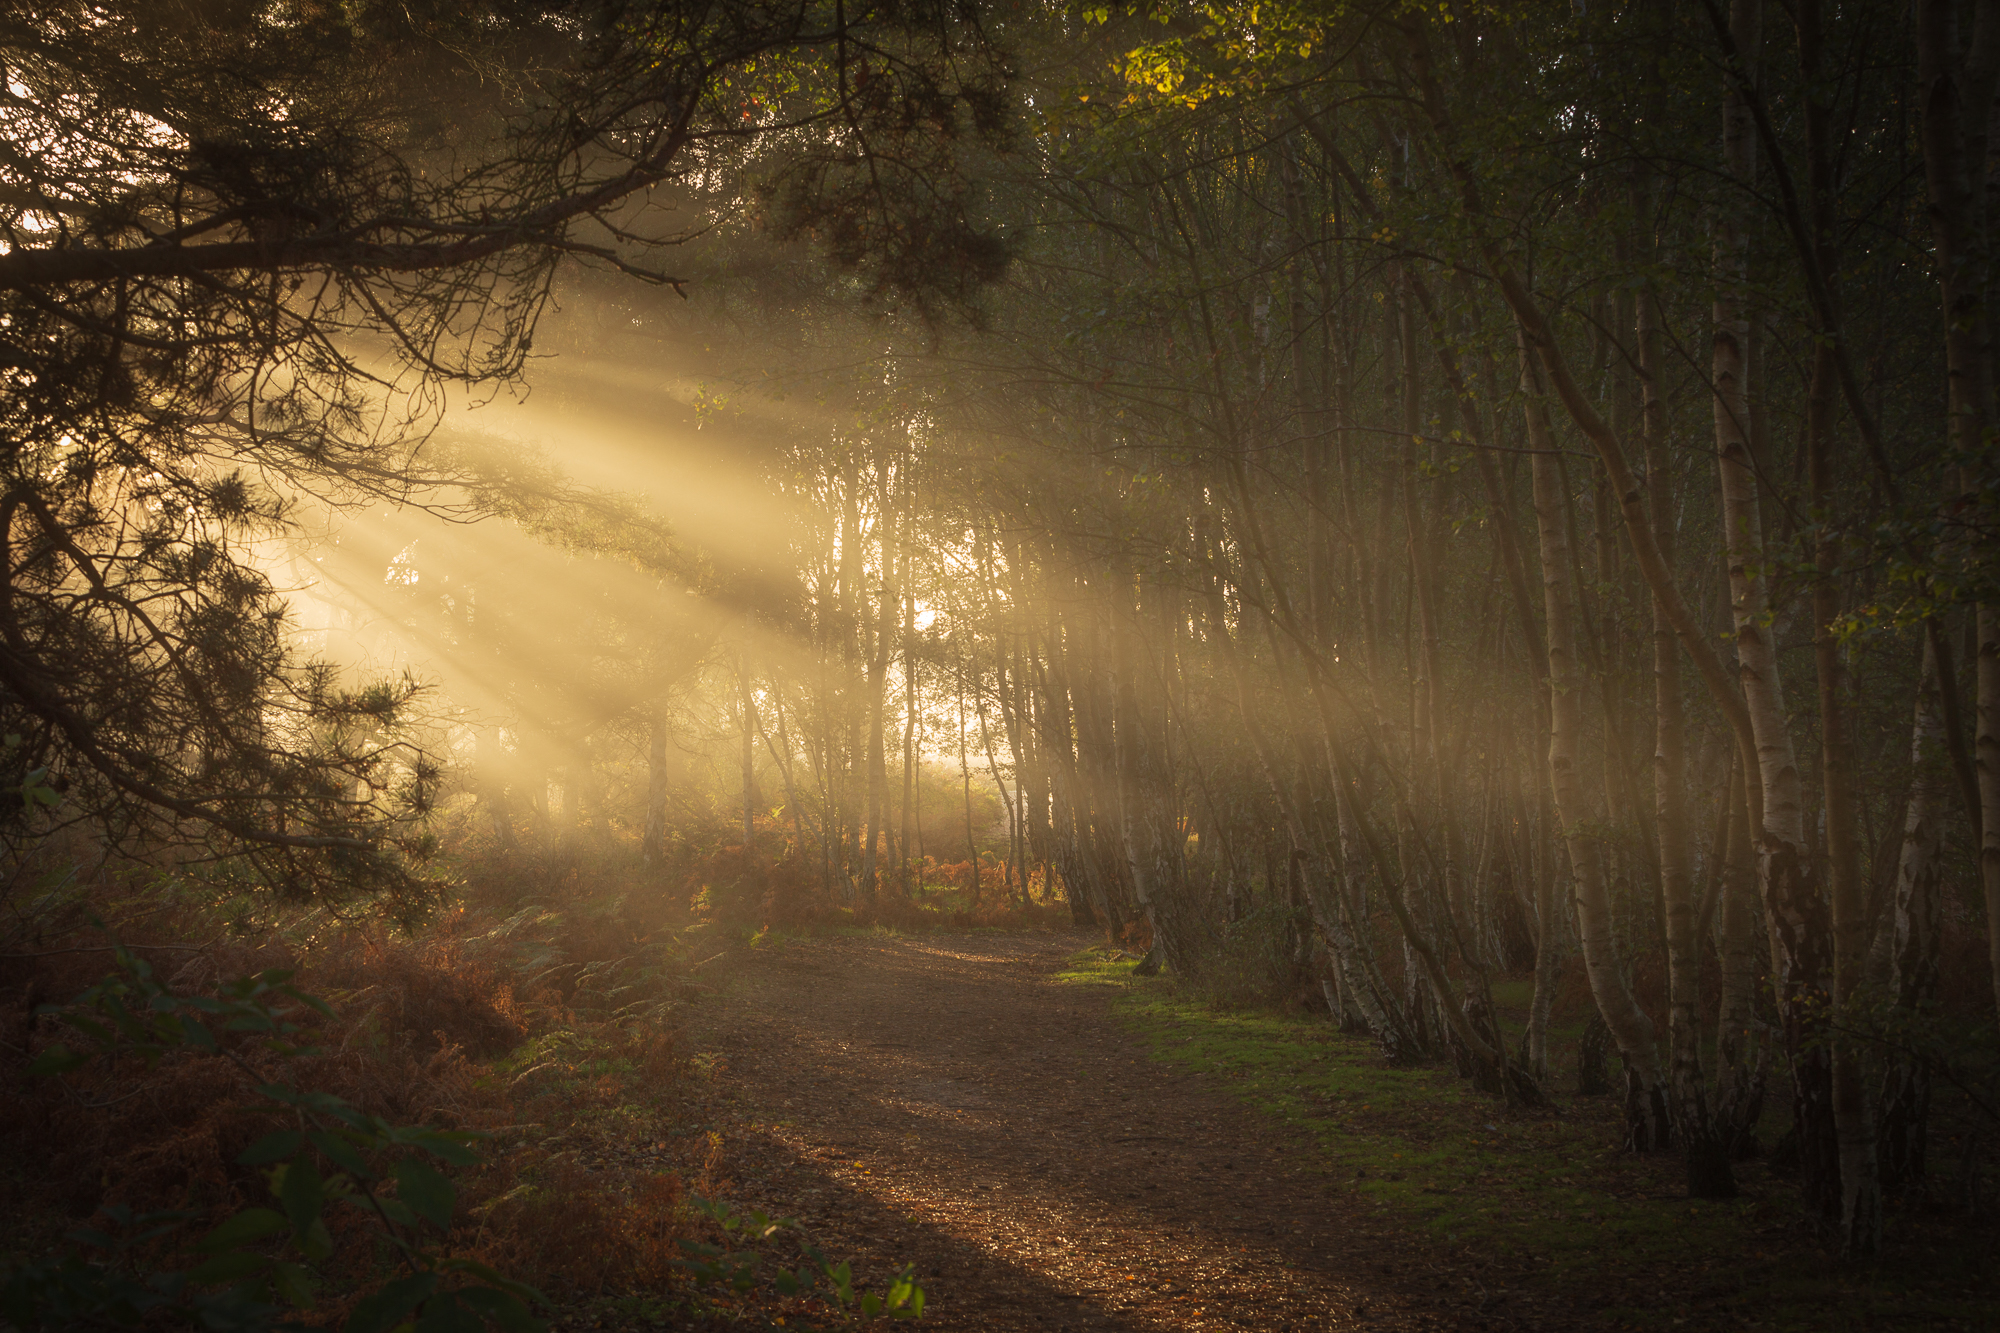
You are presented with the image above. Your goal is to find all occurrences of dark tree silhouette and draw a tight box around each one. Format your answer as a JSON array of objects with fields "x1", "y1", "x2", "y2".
[{"x1": 0, "y1": 0, "x2": 1012, "y2": 906}]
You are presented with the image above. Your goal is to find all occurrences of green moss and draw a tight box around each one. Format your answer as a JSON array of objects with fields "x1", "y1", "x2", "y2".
[
  {"x1": 1063, "y1": 952, "x2": 1997, "y2": 1332},
  {"x1": 1055, "y1": 948, "x2": 1141, "y2": 988}
]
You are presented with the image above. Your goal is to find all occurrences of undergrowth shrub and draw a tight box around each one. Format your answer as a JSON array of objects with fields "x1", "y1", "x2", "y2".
[
  {"x1": 2, "y1": 951, "x2": 543, "y2": 1332},
  {"x1": 1, "y1": 814, "x2": 951, "y2": 1329},
  {"x1": 471, "y1": 1160, "x2": 691, "y2": 1294},
  {"x1": 0, "y1": 876, "x2": 713, "y2": 1317},
  {"x1": 1172, "y1": 901, "x2": 1316, "y2": 1011}
]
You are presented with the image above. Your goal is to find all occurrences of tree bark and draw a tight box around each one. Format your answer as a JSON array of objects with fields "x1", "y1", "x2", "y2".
[
  {"x1": 1794, "y1": 0, "x2": 1881, "y2": 1247},
  {"x1": 1913, "y1": 0, "x2": 2000, "y2": 1018},
  {"x1": 1882, "y1": 630, "x2": 1948, "y2": 1188},
  {"x1": 1642, "y1": 264, "x2": 1733, "y2": 1195},
  {"x1": 738, "y1": 648, "x2": 761, "y2": 849},
  {"x1": 1697, "y1": 0, "x2": 1843, "y2": 1219},
  {"x1": 1523, "y1": 337, "x2": 1669, "y2": 1147},
  {"x1": 643, "y1": 711, "x2": 669, "y2": 872},
  {"x1": 860, "y1": 477, "x2": 899, "y2": 901},
  {"x1": 1714, "y1": 754, "x2": 1766, "y2": 1161},
  {"x1": 1982, "y1": 603, "x2": 2000, "y2": 1015}
]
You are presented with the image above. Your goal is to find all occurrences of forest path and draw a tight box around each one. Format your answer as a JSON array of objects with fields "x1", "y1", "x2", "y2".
[{"x1": 699, "y1": 930, "x2": 1534, "y2": 1333}]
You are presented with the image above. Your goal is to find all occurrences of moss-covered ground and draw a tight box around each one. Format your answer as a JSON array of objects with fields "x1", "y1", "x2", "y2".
[{"x1": 1060, "y1": 949, "x2": 1998, "y2": 1332}]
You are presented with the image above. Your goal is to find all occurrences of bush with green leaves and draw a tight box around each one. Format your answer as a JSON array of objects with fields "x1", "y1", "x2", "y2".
[
  {"x1": 2, "y1": 948, "x2": 543, "y2": 1332},
  {"x1": 675, "y1": 1196, "x2": 925, "y2": 1322}
]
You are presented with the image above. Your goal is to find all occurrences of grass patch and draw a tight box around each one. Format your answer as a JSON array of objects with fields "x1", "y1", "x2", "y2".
[{"x1": 1061, "y1": 949, "x2": 1998, "y2": 1332}]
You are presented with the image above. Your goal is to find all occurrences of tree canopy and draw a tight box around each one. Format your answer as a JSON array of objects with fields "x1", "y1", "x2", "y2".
[{"x1": 0, "y1": 0, "x2": 1011, "y2": 904}]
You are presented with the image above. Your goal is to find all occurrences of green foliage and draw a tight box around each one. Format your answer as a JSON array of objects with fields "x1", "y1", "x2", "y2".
[
  {"x1": 675, "y1": 1196, "x2": 926, "y2": 1321},
  {"x1": 11, "y1": 754, "x2": 61, "y2": 811},
  {"x1": 1, "y1": 948, "x2": 546, "y2": 1333}
]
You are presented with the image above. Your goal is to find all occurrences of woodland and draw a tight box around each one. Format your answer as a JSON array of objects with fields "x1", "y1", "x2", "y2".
[{"x1": 0, "y1": 0, "x2": 1998, "y2": 1329}]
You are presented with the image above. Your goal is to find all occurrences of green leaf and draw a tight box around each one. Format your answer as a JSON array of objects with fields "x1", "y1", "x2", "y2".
[
  {"x1": 364, "y1": 1196, "x2": 418, "y2": 1228},
  {"x1": 436, "y1": 1257, "x2": 542, "y2": 1304},
  {"x1": 453, "y1": 1286, "x2": 547, "y2": 1333},
  {"x1": 343, "y1": 1273, "x2": 438, "y2": 1333},
  {"x1": 887, "y1": 1269, "x2": 925, "y2": 1318},
  {"x1": 271, "y1": 1260, "x2": 315, "y2": 1309},
  {"x1": 198, "y1": 1207, "x2": 288, "y2": 1253},
  {"x1": 27, "y1": 1044, "x2": 87, "y2": 1077},
  {"x1": 393, "y1": 1157, "x2": 454, "y2": 1232},
  {"x1": 187, "y1": 1250, "x2": 270, "y2": 1284},
  {"x1": 68, "y1": 1016, "x2": 113, "y2": 1044},
  {"x1": 277, "y1": 1159, "x2": 325, "y2": 1239},
  {"x1": 238, "y1": 1132, "x2": 304, "y2": 1167},
  {"x1": 309, "y1": 1129, "x2": 375, "y2": 1181},
  {"x1": 300, "y1": 1217, "x2": 335, "y2": 1263},
  {"x1": 323, "y1": 1102, "x2": 375, "y2": 1132},
  {"x1": 411, "y1": 1292, "x2": 483, "y2": 1333}
]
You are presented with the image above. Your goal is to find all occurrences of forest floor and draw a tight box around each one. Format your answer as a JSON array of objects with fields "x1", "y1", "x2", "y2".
[
  {"x1": 671, "y1": 928, "x2": 1997, "y2": 1333},
  {"x1": 689, "y1": 929, "x2": 1565, "y2": 1333}
]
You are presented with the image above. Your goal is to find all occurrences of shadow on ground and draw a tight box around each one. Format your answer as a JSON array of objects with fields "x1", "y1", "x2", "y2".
[{"x1": 697, "y1": 932, "x2": 1572, "y2": 1332}]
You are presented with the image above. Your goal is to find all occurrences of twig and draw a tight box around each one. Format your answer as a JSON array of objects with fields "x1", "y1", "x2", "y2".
[{"x1": 0, "y1": 942, "x2": 214, "y2": 959}]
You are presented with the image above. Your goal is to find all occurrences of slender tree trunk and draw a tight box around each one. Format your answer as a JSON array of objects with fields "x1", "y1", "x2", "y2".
[
  {"x1": 1913, "y1": 0, "x2": 2000, "y2": 1016},
  {"x1": 861, "y1": 485, "x2": 898, "y2": 902},
  {"x1": 834, "y1": 461, "x2": 858, "y2": 877},
  {"x1": 901, "y1": 573, "x2": 918, "y2": 897},
  {"x1": 1983, "y1": 604, "x2": 2000, "y2": 1014},
  {"x1": 1809, "y1": 320, "x2": 1881, "y2": 1252},
  {"x1": 913, "y1": 702, "x2": 926, "y2": 895},
  {"x1": 1707, "y1": 0, "x2": 1840, "y2": 1219},
  {"x1": 1520, "y1": 775, "x2": 1562, "y2": 1082},
  {"x1": 1111, "y1": 565, "x2": 1206, "y2": 975},
  {"x1": 1793, "y1": 0, "x2": 1881, "y2": 1247},
  {"x1": 976, "y1": 660, "x2": 1019, "y2": 908},
  {"x1": 738, "y1": 648, "x2": 760, "y2": 849},
  {"x1": 479, "y1": 723, "x2": 515, "y2": 852},
  {"x1": 755, "y1": 680, "x2": 813, "y2": 921},
  {"x1": 1523, "y1": 335, "x2": 1670, "y2": 1149},
  {"x1": 959, "y1": 632, "x2": 979, "y2": 908},
  {"x1": 1883, "y1": 630, "x2": 1948, "y2": 1188},
  {"x1": 1038, "y1": 591, "x2": 1095, "y2": 925},
  {"x1": 643, "y1": 711, "x2": 669, "y2": 871},
  {"x1": 1643, "y1": 280, "x2": 1732, "y2": 1193},
  {"x1": 1713, "y1": 754, "x2": 1767, "y2": 1161}
]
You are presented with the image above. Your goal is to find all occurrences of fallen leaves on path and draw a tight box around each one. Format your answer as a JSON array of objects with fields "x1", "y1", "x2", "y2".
[{"x1": 697, "y1": 930, "x2": 1581, "y2": 1332}]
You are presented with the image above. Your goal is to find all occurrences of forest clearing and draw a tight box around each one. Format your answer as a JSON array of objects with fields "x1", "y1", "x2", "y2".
[{"x1": 3, "y1": 0, "x2": 2000, "y2": 1328}]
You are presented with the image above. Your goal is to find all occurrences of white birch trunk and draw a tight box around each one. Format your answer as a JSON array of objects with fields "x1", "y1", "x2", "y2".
[{"x1": 1523, "y1": 340, "x2": 1668, "y2": 1145}]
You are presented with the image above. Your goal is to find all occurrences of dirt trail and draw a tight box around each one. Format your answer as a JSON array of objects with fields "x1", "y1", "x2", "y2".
[{"x1": 698, "y1": 930, "x2": 1571, "y2": 1332}]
